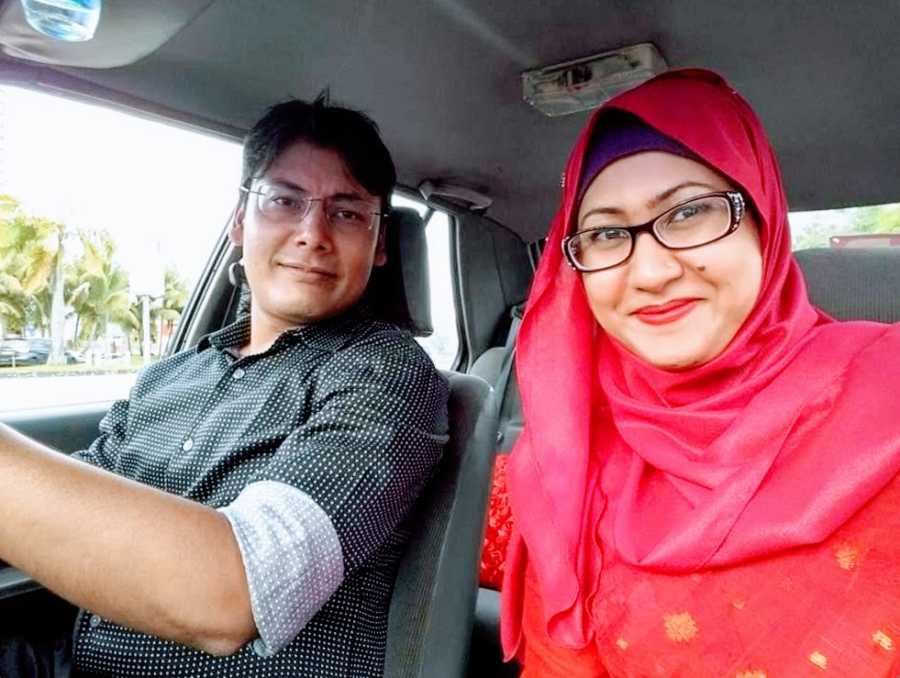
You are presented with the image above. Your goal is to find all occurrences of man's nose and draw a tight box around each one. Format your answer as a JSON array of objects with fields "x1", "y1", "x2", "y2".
[
  {"x1": 627, "y1": 232, "x2": 684, "y2": 291},
  {"x1": 292, "y1": 201, "x2": 332, "y2": 249}
]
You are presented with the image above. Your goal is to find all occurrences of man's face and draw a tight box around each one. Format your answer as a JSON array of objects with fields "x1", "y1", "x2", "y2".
[{"x1": 230, "y1": 141, "x2": 386, "y2": 329}]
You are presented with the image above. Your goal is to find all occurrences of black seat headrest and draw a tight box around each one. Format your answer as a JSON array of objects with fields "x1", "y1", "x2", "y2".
[
  {"x1": 365, "y1": 206, "x2": 433, "y2": 336},
  {"x1": 794, "y1": 247, "x2": 900, "y2": 323}
]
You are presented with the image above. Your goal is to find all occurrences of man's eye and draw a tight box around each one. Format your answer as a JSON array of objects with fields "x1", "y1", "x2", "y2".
[
  {"x1": 270, "y1": 194, "x2": 302, "y2": 209},
  {"x1": 332, "y1": 208, "x2": 368, "y2": 223}
]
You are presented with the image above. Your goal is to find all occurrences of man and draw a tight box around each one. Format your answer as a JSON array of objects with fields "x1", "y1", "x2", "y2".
[{"x1": 0, "y1": 94, "x2": 449, "y2": 677}]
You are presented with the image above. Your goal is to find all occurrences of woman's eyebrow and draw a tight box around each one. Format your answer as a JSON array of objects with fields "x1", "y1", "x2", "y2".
[
  {"x1": 580, "y1": 181, "x2": 720, "y2": 223},
  {"x1": 647, "y1": 181, "x2": 719, "y2": 208}
]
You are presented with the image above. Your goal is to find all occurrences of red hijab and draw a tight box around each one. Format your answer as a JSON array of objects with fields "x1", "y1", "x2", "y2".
[{"x1": 501, "y1": 68, "x2": 900, "y2": 655}]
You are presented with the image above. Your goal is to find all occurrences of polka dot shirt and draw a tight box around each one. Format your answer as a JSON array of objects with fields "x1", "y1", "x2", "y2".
[{"x1": 69, "y1": 305, "x2": 450, "y2": 677}]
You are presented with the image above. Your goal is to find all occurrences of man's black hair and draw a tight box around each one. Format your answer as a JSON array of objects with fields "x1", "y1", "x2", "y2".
[{"x1": 241, "y1": 91, "x2": 396, "y2": 211}]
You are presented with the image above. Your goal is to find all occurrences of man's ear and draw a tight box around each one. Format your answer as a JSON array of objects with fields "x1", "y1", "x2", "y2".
[
  {"x1": 229, "y1": 205, "x2": 245, "y2": 246},
  {"x1": 373, "y1": 221, "x2": 387, "y2": 267}
]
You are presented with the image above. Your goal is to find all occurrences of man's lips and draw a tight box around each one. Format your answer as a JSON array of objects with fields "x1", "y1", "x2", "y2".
[
  {"x1": 277, "y1": 262, "x2": 337, "y2": 279},
  {"x1": 631, "y1": 298, "x2": 701, "y2": 325}
]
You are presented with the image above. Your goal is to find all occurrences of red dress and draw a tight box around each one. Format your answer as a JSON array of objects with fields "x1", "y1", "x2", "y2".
[{"x1": 518, "y1": 475, "x2": 900, "y2": 677}]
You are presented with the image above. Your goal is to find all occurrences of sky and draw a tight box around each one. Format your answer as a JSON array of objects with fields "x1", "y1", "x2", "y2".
[{"x1": 0, "y1": 84, "x2": 242, "y2": 294}]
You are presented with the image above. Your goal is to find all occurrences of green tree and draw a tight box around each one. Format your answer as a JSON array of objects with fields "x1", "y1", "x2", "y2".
[
  {"x1": 0, "y1": 195, "x2": 67, "y2": 361},
  {"x1": 68, "y1": 230, "x2": 138, "y2": 351},
  {"x1": 850, "y1": 204, "x2": 900, "y2": 234},
  {"x1": 153, "y1": 268, "x2": 189, "y2": 354}
]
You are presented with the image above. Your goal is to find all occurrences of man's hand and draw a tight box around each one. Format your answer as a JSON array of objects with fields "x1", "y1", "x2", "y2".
[{"x1": 0, "y1": 423, "x2": 256, "y2": 655}]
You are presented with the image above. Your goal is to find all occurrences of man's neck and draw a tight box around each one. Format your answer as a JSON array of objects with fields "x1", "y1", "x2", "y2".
[{"x1": 241, "y1": 310, "x2": 305, "y2": 357}]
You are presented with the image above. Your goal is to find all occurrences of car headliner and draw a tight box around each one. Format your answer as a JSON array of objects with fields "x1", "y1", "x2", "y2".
[{"x1": 1, "y1": 0, "x2": 898, "y2": 242}]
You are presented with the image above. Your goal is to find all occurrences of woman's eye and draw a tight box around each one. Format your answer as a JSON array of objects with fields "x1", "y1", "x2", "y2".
[
  {"x1": 671, "y1": 203, "x2": 706, "y2": 222},
  {"x1": 594, "y1": 229, "x2": 626, "y2": 241},
  {"x1": 582, "y1": 228, "x2": 628, "y2": 246}
]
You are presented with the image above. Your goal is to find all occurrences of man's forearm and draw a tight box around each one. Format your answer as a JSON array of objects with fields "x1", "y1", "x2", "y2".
[{"x1": 0, "y1": 423, "x2": 255, "y2": 655}]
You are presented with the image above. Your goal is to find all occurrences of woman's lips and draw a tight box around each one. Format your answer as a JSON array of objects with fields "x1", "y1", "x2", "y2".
[{"x1": 632, "y1": 298, "x2": 700, "y2": 325}]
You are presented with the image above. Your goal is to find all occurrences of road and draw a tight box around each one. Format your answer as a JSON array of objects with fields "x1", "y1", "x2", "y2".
[{"x1": 0, "y1": 373, "x2": 137, "y2": 413}]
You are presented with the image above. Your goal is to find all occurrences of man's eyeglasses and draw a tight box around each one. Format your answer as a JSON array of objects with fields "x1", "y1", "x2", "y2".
[
  {"x1": 562, "y1": 191, "x2": 746, "y2": 272},
  {"x1": 241, "y1": 182, "x2": 387, "y2": 234}
]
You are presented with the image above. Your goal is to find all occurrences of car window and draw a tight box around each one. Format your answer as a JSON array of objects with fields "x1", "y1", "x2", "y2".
[
  {"x1": 790, "y1": 202, "x2": 900, "y2": 249},
  {"x1": 0, "y1": 85, "x2": 241, "y2": 413},
  {"x1": 392, "y1": 194, "x2": 460, "y2": 369}
]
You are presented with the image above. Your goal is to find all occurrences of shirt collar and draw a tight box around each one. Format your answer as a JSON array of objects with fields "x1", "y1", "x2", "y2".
[{"x1": 198, "y1": 303, "x2": 376, "y2": 355}]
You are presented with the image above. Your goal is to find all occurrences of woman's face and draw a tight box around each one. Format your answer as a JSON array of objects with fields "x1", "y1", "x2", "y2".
[{"x1": 576, "y1": 151, "x2": 763, "y2": 370}]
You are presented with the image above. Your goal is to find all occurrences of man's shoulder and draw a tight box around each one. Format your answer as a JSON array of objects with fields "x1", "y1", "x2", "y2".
[
  {"x1": 316, "y1": 319, "x2": 448, "y2": 398},
  {"x1": 343, "y1": 319, "x2": 441, "y2": 371}
]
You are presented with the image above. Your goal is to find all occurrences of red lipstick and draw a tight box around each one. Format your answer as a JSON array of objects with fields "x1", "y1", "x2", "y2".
[{"x1": 632, "y1": 298, "x2": 700, "y2": 325}]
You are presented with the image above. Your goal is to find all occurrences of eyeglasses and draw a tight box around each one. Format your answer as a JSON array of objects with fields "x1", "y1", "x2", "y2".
[
  {"x1": 562, "y1": 191, "x2": 746, "y2": 272},
  {"x1": 241, "y1": 182, "x2": 387, "y2": 234}
]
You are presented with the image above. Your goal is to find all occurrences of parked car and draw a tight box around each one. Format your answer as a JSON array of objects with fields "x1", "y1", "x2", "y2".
[
  {"x1": 0, "y1": 338, "x2": 84, "y2": 368},
  {"x1": 0, "y1": 338, "x2": 35, "y2": 367},
  {"x1": 0, "y1": 2, "x2": 898, "y2": 676}
]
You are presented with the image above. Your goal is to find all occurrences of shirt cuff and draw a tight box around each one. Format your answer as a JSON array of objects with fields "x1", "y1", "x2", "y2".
[{"x1": 219, "y1": 480, "x2": 344, "y2": 655}]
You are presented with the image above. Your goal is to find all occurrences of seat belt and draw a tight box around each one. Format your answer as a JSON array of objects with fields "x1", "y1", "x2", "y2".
[{"x1": 493, "y1": 304, "x2": 524, "y2": 447}]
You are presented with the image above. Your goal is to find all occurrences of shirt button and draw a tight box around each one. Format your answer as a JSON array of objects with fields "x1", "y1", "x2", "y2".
[
  {"x1": 232, "y1": 368, "x2": 245, "y2": 380},
  {"x1": 182, "y1": 438, "x2": 194, "y2": 452},
  {"x1": 252, "y1": 638, "x2": 271, "y2": 658},
  {"x1": 89, "y1": 614, "x2": 102, "y2": 627}
]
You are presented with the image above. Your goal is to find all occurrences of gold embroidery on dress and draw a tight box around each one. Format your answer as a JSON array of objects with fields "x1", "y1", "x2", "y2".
[
  {"x1": 872, "y1": 630, "x2": 895, "y2": 651},
  {"x1": 808, "y1": 651, "x2": 828, "y2": 669},
  {"x1": 616, "y1": 637, "x2": 629, "y2": 651},
  {"x1": 834, "y1": 542, "x2": 859, "y2": 571},
  {"x1": 735, "y1": 671, "x2": 767, "y2": 678},
  {"x1": 663, "y1": 612, "x2": 698, "y2": 643}
]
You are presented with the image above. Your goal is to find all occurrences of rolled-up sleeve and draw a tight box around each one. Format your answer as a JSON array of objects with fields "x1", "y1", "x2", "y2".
[
  {"x1": 219, "y1": 480, "x2": 344, "y2": 655},
  {"x1": 222, "y1": 338, "x2": 449, "y2": 652}
]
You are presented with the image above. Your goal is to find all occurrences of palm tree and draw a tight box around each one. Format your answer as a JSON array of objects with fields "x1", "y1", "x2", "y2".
[
  {"x1": 153, "y1": 268, "x2": 189, "y2": 355},
  {"x1": 68, "y1": 230, "x2": 138, "y2": 354},
  {"x1": 0, "y1": 195, "x2": 67, "y2": 359}
]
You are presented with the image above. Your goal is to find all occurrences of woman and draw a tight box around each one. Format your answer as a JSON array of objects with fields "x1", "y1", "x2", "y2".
[{"x1": 500, "y1": 68, "x2": 900, "y2": 676}]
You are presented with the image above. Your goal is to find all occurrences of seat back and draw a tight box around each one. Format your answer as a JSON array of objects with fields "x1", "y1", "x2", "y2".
[
  {"x1": 468, "y1": 303, "x2": 524, "y2": 452},
  {"x1": 794, "y1": 247, "x2": 900, "y2": 322},
  {"x1": 385, "y1": 372, "x2": 498, "y2": 678}
]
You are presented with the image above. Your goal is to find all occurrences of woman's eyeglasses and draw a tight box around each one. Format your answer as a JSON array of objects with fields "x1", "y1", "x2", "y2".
[{"x1": 562, "y1": 191, "x2": 746, "y2": 272}]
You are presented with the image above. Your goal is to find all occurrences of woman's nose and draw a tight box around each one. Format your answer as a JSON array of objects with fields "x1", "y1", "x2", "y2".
[{"x1": 627, "y1": 232, "x2": 684, "y2": 291}]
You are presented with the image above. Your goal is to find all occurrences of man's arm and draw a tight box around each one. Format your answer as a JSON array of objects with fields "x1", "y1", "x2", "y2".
[{"x1": 0, "y1": 423, "x2": 256, "y2": 656}]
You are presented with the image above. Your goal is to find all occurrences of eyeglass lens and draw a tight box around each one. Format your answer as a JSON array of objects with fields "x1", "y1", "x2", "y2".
[
  {"x1": 569, "y1": 194, "x2": 733, "y2": 270},
  {"x1": 256, "y1": 184, "x2": 379, "y2": 232}
]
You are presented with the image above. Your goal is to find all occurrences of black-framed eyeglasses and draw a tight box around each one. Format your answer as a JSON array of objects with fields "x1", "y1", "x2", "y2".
[
  {"x1": 562, "y1": 191, "x2": 746, "y2": 272},
  {"x1": 240, "y1": 182, "x2": 388, "y2": 234}
]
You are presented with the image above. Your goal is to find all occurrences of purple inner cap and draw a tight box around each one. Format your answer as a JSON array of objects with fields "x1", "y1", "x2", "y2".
[{"x1": 577, "y1": 112, "x2": 697, "y2": 199}]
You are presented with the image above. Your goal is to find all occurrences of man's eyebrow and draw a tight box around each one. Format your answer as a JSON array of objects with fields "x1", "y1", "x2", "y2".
[
  {"x1": 264, "y1": 179, "x2": 369, "y2": 202},
  {"x1": 580, "y1": 181, "x2": 720, "y2": 223}
]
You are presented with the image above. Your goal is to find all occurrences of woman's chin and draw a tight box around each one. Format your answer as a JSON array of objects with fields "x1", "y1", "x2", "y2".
[{"x1": 626, "y1": 341, "x2": 713, "y2": 371}]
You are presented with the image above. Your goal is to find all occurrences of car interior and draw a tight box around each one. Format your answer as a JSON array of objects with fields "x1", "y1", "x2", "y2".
[{"x1": 0, "y1": 1, "x2": 898, "y2": 676}]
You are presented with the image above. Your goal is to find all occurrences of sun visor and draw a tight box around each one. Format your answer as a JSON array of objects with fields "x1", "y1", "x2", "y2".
[{"x1": 0, "y1": 0, "x2": 214, "y2": 68}]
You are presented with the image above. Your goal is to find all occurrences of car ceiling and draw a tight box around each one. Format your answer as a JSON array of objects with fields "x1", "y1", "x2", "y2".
[{"x1": 1, "y1": 0, "x2": 898, "y2": 242}]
